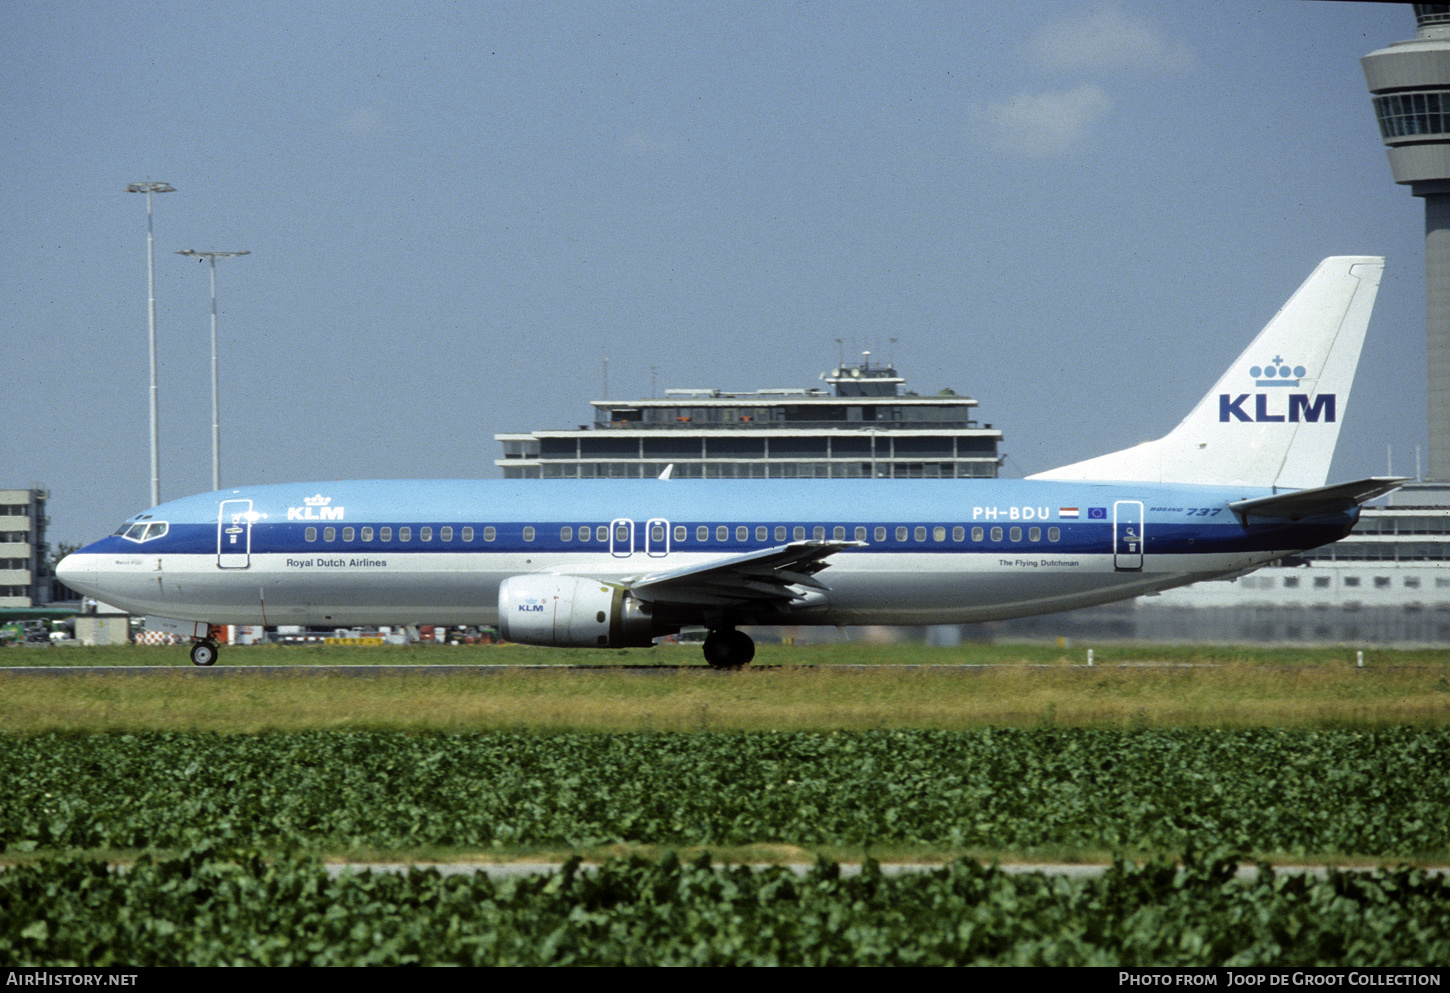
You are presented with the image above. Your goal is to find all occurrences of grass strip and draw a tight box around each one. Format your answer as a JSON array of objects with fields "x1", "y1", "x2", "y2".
[{"x1": 4, "y1": 662, "x2": 1450, "y2": 735}]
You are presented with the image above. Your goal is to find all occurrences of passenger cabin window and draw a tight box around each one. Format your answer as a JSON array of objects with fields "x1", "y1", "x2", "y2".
[
  {"x1": 561, "y1": 526, "x2": 573, "y2": 541},
  {"x1": 1029, "y1": 527, "x2": 1041, "y2": 542},
  {"x1": 934, "y1": 527, "x2": 946, "y2": 541},
  {"x1": 523, "y1": 526, "x2": 536, "y2": 542},
  {"x1": 380, "y1": 526, "x2": 392, "y2": 541},
  {"x1": 990, "y1": 526, "x2": 1003, "y2": 541},
  {"x1": 855, "y1": 527, "x2": 867, "y2": 541},
  {"x1": 953, "y1": 527, "x2": 964, "y2": 541},
  {"x1": 914, "y1": 527, "x2": 926, "y2": 541},
  {"x1": 324, "y1": 527, "x2": 336, "y2": 542},
  {"x1": 460, "y1": 527, "x2": 472, "y2": 541},
  {"x1": 343, "y1": 527, "x2": 355, "y2": 541},
  {"x1": 441, "y1": 526, "x2": 453, "y2": 541},
  {"x1": 834, "y1": 526, "x2": 846, "y2": 540},
  {"x1": 1048, "y1": 527, "x2": 1060, "y2": 542},
  {"x1": 736, "y1": 526, "x2": 748, "y2": 541},
  {"x1": 399, "y1": 527, "x2": 412, "y2": 542},
  {"x1": 813, "y1": 526, "x2": 825, "y2": 540},
  {"x1": 875, "y1": 527, "x2": 887, "y2": 541},
  {"x1": 483, "y1": 526, "x2": 495, "y2": 542},
  {"x1": 362, "y1": 527, "x2": 374, "y2": 541},
  {"x1": 675, "y1": 526, "x2": 686, "y2": 541},
  {"x1": 756, "y1": 526, "x2": 767, "y2": 541},
  {"x1": 895, "y1": 527, "x2": 907, "y2": 541},
  {"x1": 793, "y1": 526, "x2": 804, "y2": 540},
  {"x1": 717, "y1": 526, "x2": 728, "y2": 541},
  {"x1": 775, "y1": 526, "x2": 786, "y2": 541},
  {"x1": 306, "y1": 527, "x2": 317, "y2": 542},
  {"x1": 420, "y1": 527, "x2": 432, "y2": 542},
  {"x1": 697, "y1": 526, "x2": 709, "y2": 541},
  {"x1": 1010, "y1": 527, "x2": 1022, "y2": 541},
  {"x1": 973, "y1": 527, "x2": 984, "y2": 541}
]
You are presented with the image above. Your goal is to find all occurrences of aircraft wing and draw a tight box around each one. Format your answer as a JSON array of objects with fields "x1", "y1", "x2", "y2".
[
  {"x1": 624, "y1": 540, "x2": 863, "y2": 607},
  {"x1": 1230, "y1": 476, "x2": 1407, "y2": 522}
]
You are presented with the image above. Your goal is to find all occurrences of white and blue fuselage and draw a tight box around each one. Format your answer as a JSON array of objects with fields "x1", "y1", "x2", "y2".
[{"x1": 59, "y1": 477, "x2": 1354, "y2": 628}]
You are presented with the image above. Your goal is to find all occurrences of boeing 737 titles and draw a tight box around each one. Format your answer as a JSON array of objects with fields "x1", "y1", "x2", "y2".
[{"x1": 59, "y1": 257, "x2": 1403, "y2": 667}]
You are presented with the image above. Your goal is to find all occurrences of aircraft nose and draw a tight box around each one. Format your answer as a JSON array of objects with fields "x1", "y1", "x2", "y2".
[{"x1": 55, "y1": 551, "x2": 93, "y2": 597}]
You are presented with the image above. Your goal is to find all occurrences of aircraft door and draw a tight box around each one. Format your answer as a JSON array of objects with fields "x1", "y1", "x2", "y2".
[
  {"x1": 609, "y1": 518, "x2": 635, "y2": 558},
  {"x1": 217, "y1": 499, "x2": 253, "y2": 569},
  {"x1": 645, "y1": 518, "x2": 670, "y2": 557},
  {"x1": 1114, "y1": 500, "x2": 1144, "y2": 571}
]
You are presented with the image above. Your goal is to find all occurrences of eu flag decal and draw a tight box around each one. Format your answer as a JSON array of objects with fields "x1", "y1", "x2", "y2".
[{"x1": 1088, "y1": 507, "x2": 1107, "y2": 520}]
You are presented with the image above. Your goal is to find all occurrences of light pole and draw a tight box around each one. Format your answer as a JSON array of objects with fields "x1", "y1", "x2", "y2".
[
  {"x1": 126, "y1": 182, "x2": 176, "y2": 508},
  {"x1": 177, "y1": 249, "x2": 250, "y2": 492}
]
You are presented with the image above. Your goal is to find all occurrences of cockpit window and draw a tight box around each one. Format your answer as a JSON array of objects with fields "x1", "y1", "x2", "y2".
[
  {"x1": 114, "y1": 515, "x2": 152, "y2": 537},
  {"x1": 120, "y1": 521, "x2": 169, "y2": 543}
]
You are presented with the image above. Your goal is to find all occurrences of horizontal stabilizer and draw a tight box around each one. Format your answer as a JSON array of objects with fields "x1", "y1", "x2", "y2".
[{"x1": 1229, "y1": 476, "x2": 1406, "y2": 521}]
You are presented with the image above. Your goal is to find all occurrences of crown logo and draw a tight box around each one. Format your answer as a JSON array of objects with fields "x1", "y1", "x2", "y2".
[
  {"x1": 1249, "y1": 356, "x2": 1306, "y2": 388},
  {"x1": 303, "y1": 493, "x2": 332, "y2": 506}
]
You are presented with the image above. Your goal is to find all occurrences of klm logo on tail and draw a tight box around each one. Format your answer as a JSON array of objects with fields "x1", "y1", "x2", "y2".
[{"x1": 1218, "y1": 356, "x2": 1335, "y2": 423}]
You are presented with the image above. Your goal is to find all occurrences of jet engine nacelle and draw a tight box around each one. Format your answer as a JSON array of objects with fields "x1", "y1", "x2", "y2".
[{"x1": 497, "y1": 575, "x2": 660, "y2": 648}]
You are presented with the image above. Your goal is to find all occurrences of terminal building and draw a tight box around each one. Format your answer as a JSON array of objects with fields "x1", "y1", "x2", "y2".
[
  {"x1": 999, "y1": 483, "x2": 1450, "y2": 646},
  {"x1": 496, "y1": 356, "x2": 1004, "y2": 481}
]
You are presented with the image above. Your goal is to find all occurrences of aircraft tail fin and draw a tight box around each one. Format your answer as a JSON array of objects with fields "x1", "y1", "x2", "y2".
[{"x1": 1028, "y1": 256, "x2": 1384, "y2": 489}]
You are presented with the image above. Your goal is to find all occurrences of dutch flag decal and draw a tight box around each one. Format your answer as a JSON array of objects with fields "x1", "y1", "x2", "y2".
[{"x1": 1059, "y1": 507, "x2": 1079, "y2": 519}]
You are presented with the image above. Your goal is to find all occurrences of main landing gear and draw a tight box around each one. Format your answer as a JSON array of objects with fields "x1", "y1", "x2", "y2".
[{"x1": 702, "y1": 628, "x2": 755, "y2": 669}]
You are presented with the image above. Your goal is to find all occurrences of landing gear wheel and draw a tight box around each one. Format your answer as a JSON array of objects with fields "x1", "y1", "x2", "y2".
[
  {"x1": 702, "y1": 629, "x2": 755, "y2": 669},
  {"x1": 190, "y1": 640, "x2": 219, "y2": 667}
]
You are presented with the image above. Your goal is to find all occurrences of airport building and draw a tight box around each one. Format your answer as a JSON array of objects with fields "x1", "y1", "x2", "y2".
[
  {"x1": 0, "y1": 489, "x2": 50, "y2": 608},
  {"x1": 1000, "y1": 483, "x2": 1450, "y2": 646},
  {"x1": 496, "y1": 356, "x2": 1004, "y2": 481}
]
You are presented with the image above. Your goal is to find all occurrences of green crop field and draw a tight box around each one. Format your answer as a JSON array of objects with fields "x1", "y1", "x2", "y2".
[
  {"x1": 3, "y1": 727, "x2": 1449, "y2": 861},
  {"x1": 6, "y1": 849, "x2": 1448, "y2": 966},
  {"x1": 4, "y1": 642, "x2": 1449, "y2": 965}
]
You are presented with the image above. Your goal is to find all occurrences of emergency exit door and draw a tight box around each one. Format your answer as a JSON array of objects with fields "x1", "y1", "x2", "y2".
[
  {"x1": 217, "y1": 499, "x2": 253, "y2": 569},
  {"x1": 1114, "y1": 500, "x2": 1144, "y2": 571}
]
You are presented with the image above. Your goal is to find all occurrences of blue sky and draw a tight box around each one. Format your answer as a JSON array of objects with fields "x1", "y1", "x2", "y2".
[{"x1": 1, "y1": 1, "x2": 1430, "y2": 545}]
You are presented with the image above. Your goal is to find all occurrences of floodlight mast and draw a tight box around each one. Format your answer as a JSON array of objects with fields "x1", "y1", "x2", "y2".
[
  {"x1": 176, "y1": 249, "x2": 250, "y2": 492},
  {"x1": 125, "y1": 182, "x2": 176, "y2": 508}
]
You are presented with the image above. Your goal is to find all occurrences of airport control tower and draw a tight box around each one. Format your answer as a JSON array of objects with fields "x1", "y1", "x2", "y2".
[{"x1": 1364, "y1": 4, "x2": 1450, "y2": 480}]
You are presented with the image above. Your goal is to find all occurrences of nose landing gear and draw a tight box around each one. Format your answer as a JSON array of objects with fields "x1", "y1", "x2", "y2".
[{"x1": 188, "y1": 624, "x2": 225, "y2": 666}]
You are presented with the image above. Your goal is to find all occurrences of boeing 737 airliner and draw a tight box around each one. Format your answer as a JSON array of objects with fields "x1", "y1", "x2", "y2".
[{"x1": 59, "y1": 257, "x2": 1402, "y2": 667}]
